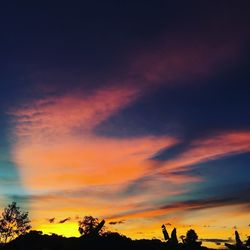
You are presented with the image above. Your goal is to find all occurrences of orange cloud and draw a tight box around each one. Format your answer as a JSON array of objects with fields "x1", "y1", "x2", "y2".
[
  {"x1": 10, "y1": 86, "x2": 178, "y2": 191},
  {"x1": 13, "y1": 135, "x2": 177, "y2": 189}
]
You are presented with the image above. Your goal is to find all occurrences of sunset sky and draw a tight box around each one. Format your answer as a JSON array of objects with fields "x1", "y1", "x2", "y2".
[{"x1": 1, "y1": 1, "x2": 250, "y2": 248}]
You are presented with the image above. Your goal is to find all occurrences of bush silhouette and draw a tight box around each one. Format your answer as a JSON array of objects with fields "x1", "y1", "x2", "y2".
[{"x1": 185, "y1": 229, "x2": 198, "y2": 244}]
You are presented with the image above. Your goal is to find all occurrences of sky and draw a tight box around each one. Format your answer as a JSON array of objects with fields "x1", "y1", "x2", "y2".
[{"x1": 1, "y1": 1, "x2": 250, "y2": 248}]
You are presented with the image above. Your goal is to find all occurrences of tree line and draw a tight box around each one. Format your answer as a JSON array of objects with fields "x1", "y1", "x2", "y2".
[{"x1": 0, "y1": 202, "x2": 106, "y2": 244}]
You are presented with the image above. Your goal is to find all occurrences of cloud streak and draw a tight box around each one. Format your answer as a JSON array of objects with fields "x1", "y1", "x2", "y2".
[
  {"x1": 59, "y1": 217, "x2": 71, "y2": 224},
  {"x1": 157, "y1": 131, "x2": 250, "y2": 174}
]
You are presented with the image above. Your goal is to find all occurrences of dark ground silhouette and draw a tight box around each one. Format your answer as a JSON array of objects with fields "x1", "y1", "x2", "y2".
[
  {"x1": 1, "y1": 230, "x2": 211, "y2": 250},
  {"x1": 1, "y1": 228, "x2": 250, "y2": 250}
]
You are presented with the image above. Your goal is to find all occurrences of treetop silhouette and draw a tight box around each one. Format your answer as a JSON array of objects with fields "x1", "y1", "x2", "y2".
[
  {"x1": 0, "y1": 202, "x2": 31, "y2": 244},
  {"x1": 78, "y1": 216, "x2": 105, "y2": 238}
]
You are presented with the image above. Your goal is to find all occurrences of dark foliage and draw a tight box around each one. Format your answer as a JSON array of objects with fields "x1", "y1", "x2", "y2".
[
  {"x1": 1, "y1": 230, "x2": 212, "y2": 250},
  {"x1": 185, "y1": 229, "x2": 199, "y2": 244},
  {"x1": 78, "y1": 216, "x2": 105, "y2": 236},
  {"x1": 0, "y1": 202, "x2": 31, "y2": 244}
]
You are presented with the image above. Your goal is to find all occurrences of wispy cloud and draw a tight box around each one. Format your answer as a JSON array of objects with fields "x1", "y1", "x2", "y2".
[
  {"x1": 59, "y1": 217, "x2": 71, "y2": 224},
  {"x1": 48, "y1": 218, "x2": 55, "y2": 223},
  {"x1": 9, "y1": 86, "x2": 140, "y2": 139},
  {"x1": 109, "y1": 220, "x2": 125, "y2": 225},
  {"x1": 127, "y1": 26, "x2": 248, "y2": 88},
  {"x1": 108, "y1": 194, "x2": 250, "y2": 221},
  {"x1": 157, "y1": 131, "x2": 250, "y2": 174}
]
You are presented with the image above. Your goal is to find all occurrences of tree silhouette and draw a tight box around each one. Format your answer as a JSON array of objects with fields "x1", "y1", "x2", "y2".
[
  {"x1": 185, "y1": 229, "x2": 198, "y2": 244},
  {"x1": 246, "y1": 236, "x2": 250, "y2": 246},
  {"x1": 78, "y1": 216, "x2": 105, "y2": 237},
  {"x1": 0, "y1": 202, "x2": 31, "y2": 243}
]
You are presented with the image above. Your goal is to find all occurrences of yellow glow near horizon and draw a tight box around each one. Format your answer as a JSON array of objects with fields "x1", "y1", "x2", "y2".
[{"x1": 30, "y1": 204, "x2": 250, "y2": 249}]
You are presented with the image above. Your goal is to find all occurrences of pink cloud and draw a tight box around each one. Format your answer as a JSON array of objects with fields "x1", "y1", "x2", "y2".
[
  {"x1": 158, "y1": 131, "x2": 250, "y2": 173},
  {"x1": 10, "y1": 86, "x2": 140, "y2": 140},
  {"x1": 128, "y1": 29, "x2": 248, "y2": 87}
]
